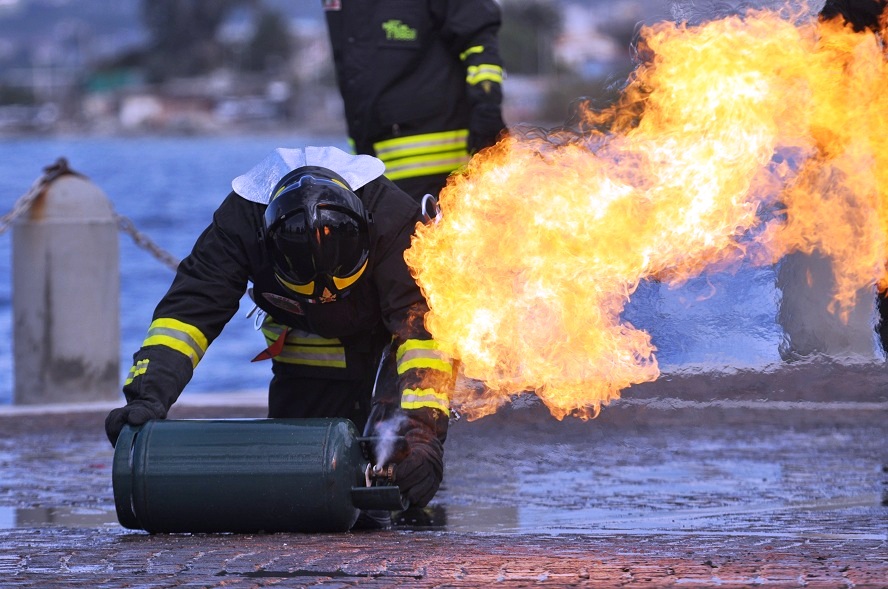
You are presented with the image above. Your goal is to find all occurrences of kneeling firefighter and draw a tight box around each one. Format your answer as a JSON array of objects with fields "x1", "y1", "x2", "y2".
[{"x1": 104, "y1": 146, "x2": 455, "y2": 524}]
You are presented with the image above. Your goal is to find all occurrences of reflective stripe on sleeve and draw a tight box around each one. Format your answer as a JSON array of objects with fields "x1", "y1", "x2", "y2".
[
  {"x1": 141, "y1": 318, "x2": 209, "y2": 369},
  {"x1": 396, "y1": 339, "x2": 453, "y2": 375},
  {"x1": 459, "y1": 45, "x2": 485, "y2": 61},
  {"x1": 466, "y1": 64, "x2": 504, "y2": 86},
  {"x1": 124, "y1": 358, "x2": 149, "y2": 386},
  {"x1": 401, "y1": 387, "x2": 450, "y2": 412}
]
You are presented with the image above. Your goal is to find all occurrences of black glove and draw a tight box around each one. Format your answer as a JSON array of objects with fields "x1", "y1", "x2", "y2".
[
  {"x1": 468, "y1": 102, "x2": 506, "y2": 154},
  {"x1": 104, "y1": 398, "x2": 167, "y2": 447},
  {"x1": 394, "y1": 424, "x2": 444, "y2": 508}
]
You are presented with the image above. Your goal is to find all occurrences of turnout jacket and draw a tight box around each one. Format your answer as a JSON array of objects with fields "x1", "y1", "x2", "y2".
[
  {"x1": 122, "y1": 147, "x2": 453, "y2": 435},
  {"x1": 323, "y1": 0, "x2": 504, "y2": 184}
]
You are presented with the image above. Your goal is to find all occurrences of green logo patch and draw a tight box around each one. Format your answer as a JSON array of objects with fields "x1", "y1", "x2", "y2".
[{"x1": 382, "y1": 19, "x2": 417, "y2": 41}]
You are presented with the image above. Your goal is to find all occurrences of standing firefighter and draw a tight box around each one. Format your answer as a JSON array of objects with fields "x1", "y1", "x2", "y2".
[
  {"x1": 322, "y1": 0, "x2": 507, "y2": 202},
  {"x1": 104, "y1": 146, "x2": 455, "y2": 523}
]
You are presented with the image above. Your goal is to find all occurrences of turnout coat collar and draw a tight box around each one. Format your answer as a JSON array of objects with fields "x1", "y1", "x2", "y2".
[{"x1": 231, "y1": 146, "x2": 385, "y2": 204}]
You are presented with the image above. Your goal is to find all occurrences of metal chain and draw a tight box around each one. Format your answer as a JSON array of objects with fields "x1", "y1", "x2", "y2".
[
  {"x1": 114, "y1": 213, "x2": 180, "y2": 272},
  {"x1": 0, "y1": 182, "x2": 42, "y2": 234},
  {"x1": 1, "y1": 157, "x2": 181, "y2": 272},
  {"x1": 0, "y1": 158, "x2": 73, "y2": 235}
]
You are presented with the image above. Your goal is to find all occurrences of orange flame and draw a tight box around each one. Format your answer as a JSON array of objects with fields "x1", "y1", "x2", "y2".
[{"x1": 404, "y1": 5, "x2": 888, "y2": 420}]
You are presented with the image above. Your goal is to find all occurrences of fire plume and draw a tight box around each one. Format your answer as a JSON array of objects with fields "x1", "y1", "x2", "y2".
[{"x1": 404, "y1": 4, "x2": 888, "y2": 420}]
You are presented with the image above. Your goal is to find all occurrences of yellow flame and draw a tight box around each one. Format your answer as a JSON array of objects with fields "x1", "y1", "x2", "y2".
[{"x1": 405, "y1": 6, "x2": 888, "y2": 420}]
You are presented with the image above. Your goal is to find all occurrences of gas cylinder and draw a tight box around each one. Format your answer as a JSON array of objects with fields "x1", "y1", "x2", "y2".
[{"x1": 112, "y1": 418, "x2": 406, "y2": 533}]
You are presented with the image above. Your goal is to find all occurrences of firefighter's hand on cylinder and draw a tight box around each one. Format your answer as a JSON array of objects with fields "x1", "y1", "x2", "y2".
[
  {"x1": 468, "y1": 102, "x2": 506, "y2": 154},
  {"x1": 394, "y1": 424, "x2": 444, "y2": 508},
  {"x1": 104, "y1": 399, "x2": 167, "y2": 447}
]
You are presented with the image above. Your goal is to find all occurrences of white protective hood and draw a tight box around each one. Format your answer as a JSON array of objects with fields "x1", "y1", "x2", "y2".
[{"x1": 231, "y1": 146, "x2": 386, "y2": 204}]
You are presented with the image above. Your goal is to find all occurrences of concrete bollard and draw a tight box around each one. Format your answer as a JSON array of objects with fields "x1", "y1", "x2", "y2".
[{"x1": 12, "y1": 168, "x2": 120, "y2": 404}]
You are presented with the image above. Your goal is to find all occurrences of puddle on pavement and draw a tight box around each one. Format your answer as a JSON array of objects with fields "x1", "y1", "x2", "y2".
[
  {"x1": 0, "y1": 506, "x2": 119, "y2": 529},
  {"x1": 2, "y1": 498, "x2": 883, "y2": 539},
  {"x1": 436, "y1": 497, "x2": 887, "y2": 539}
]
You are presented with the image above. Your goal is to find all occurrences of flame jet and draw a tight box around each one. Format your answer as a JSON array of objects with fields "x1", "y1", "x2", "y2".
[{"x1": 405, "y1": 4, "x2": 888, "y2": 420}]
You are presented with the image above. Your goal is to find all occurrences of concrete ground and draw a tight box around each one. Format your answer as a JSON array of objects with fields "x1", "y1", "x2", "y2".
[{"x1": 1, "y1": 362, "x2": 886, "y2": 588}]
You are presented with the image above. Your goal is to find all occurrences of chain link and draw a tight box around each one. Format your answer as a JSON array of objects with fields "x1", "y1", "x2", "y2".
[
  {"x1": 0, "y1": 159, "x2": 71, "y2": 235},
  {"x1": 0, "y1": 187, "x2": 40, "y2": 235},
  {"x1": 1, "y1": 158, "x2": 181, "y2": 272},
  {"x1": 114, "y1": 213, "x2": 181, "y2": 272}
]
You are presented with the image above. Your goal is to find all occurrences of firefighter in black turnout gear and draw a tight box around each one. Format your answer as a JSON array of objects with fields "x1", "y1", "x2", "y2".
[
  {"x1": 322, "y1": 0, "x2": 506, "y2": 202},
  {"x1": 105, "y1": 147, "x2": 455, "y2": 514}
]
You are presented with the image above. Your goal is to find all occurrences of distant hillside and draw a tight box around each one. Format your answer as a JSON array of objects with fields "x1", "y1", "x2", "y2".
[
  {"x1": 0, "y1": 0, "x2": 325, "y2": 43},
  {"x1": 0, "y1": 0, "x2": 141, "y2": 42}
]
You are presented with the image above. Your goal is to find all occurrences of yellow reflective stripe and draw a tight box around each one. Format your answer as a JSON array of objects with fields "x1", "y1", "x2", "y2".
[
  {"x1": 124, "y1": 359, "x2": 149, "y2": 386},
  {"x1": 142, "y1": 318, "x2": 208, "y2": 368},
  {"x1": 261, "y1": 322, "x2": 347, "y2": 368},
  {"x1": 396, "y1": 339, "x2": 453, "y2": 375},
  {"x1": 374, "y1": 129, "x2": 469, "y2": 160},
  {"x1": 142, "y1": 335, "x2": 202, "y2": 368},
  {"x1": 398, "y1": 355, "x2": 454, "y2": 374},
  {"x1": 260, "y1": 320, "x2": 285, "y2": 343},
  {"x1": 396, "y1": 338, "x2": 440, "y2": 360},
  {"x1": 273, "y1": 347, "x2": 347, "y2": 368},
  {"x1": 402, "y1": 388, "x2": 450, "y2": 412},
  {"x1": 467, "y1": 64, "x2": 504, "y2": 85},
  {"x1": 260, "y1": 327, "x2": 340, "y2": 347},
  {"x1": 261, "y1": 322, "x2": 341, "y2": 345},
  {"x1": 459, "y1": 45, "x2": 485, "y2": 61},
  {"x1": 332, "y1": 259, "x2": 367, "y2": 290},
  {"x1": 276, "y1": 273, "x2": 314, "y2": 296},
  {"x1": 383, "y1": 152, "x2": 470, "y2": 181},
  {"x1": 374, "y1": 130, "x2": 470, "y2": 179},
  {"x1": 147, "y1": 318, "x2": 208, "y2": 350}
]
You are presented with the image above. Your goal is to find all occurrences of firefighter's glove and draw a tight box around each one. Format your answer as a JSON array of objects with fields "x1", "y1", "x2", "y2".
[
  {"x1": 468, "y1": 102, "x2": 506, "y2": 154},
  {"x1": 394, "y1": 426, "x2": 444, "y2": 508},
  {"x1": 104, "y1": 399, "x2": 167, "y2": 447}
]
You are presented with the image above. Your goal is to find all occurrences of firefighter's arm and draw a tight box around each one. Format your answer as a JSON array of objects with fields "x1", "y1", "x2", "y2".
[
  {"x1": 105, "y1": 194, "x2": 257, "y2": 446},
  {"x1": 394, "y1": 335, "x2": 454, "y2": 506},
  {"x1": 368, "y1": 192, "x2": 455, "y2": 505},
  {"x1": 439, "y1": 0, "x2": 506, "y2": 153}
]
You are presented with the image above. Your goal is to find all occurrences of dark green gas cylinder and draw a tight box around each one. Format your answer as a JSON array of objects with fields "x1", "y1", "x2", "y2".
[{"x1": 112, "y1": 418, "x2": 405, "y2": 533}]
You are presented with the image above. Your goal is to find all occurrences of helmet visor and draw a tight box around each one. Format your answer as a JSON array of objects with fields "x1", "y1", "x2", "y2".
[
  {"x1": 313, "y1": 206, "x2": 368, "y2": 278},
  {"x1": 269, "y1": 211, "x2": 316, "y2": 285},
  {"x1": 269, "y1": 206, "x2": 369, "y2": 287}
]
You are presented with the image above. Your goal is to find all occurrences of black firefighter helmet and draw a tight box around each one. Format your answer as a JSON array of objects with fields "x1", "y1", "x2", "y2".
[{"x1": 263, "y1": 166, "x2": 370, "y2": 303}]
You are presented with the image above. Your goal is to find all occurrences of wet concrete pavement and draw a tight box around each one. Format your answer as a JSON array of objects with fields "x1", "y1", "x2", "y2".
[{"x1": 1, "y1": 362, "x2": 886, "y2": 588}]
